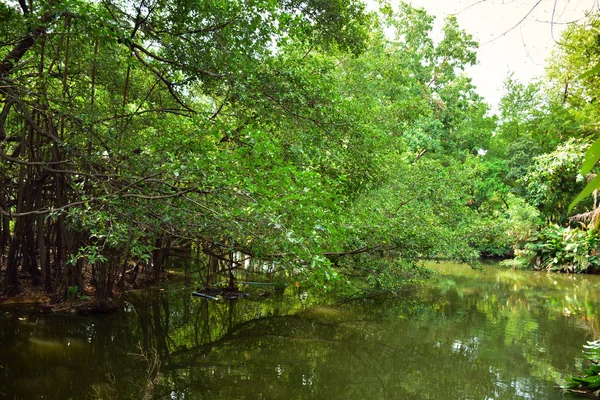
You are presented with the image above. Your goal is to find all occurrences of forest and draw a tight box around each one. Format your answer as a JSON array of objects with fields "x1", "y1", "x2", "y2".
[{"x1": 1, "y1": 0, "x2": 600, "y2": 307}]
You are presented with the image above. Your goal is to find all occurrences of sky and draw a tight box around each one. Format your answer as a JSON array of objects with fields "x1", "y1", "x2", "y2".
[{"x1": 372, "y1": 0, "x2": 599, "y2": 110}]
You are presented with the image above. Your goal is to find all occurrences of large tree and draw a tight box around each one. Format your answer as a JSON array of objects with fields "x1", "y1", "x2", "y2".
[{"x1": 0, "y1": 0, "x2": 371, "y2": 299}]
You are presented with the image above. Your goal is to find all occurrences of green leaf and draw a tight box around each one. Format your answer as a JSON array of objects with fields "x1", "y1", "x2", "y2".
[
  {"x1": 569, "y1": 174, "x2": 600, "y2": 212},
  {"x1": 572, "y1": 375, "x2": 600, "y2": 389},
  {"x1": 581, "y1": 137, "x2": 600, "y2": 175},
  {"x1": 578, "y1": 61, "x2": 600, "y2": 80}
]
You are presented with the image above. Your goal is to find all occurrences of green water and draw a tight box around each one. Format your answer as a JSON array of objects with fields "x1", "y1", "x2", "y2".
[{"x1": 2, "y1": 261, "x2": 600, "y2": 399}]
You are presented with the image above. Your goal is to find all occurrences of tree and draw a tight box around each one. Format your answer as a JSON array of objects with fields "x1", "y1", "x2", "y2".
[
  {"x1": 520, "y1": 138, "x2": 589, "y2": 222},
  {"x1": 0, "y1": 0, "x2": 372, "y2": 300}
]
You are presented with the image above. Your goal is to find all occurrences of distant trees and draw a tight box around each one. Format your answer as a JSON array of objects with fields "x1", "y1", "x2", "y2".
[{"x1": 490, "y1": 11, "x2": 600, "y2": 271}]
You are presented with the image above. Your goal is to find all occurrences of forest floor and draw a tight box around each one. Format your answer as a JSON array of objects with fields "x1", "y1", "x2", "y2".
[{"x1": 0, "y1": 258, "x2": 121, "y2": 314}]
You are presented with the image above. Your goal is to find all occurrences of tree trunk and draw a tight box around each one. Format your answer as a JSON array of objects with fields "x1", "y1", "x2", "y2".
[
  {"x1": 38, "y1": 214, "x2": 50, "y2": 291},
  {"x1": 0, "y1": 193, "x2": 9, "y2": 258},
  {"x1": 4, "y1": 222, "x2": 23, "y2": 295}
]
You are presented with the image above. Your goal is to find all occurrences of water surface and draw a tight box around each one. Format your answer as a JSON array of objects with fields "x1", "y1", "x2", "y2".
[{"x1": 1, "y1": 261, "x2": 599, "y2": 399}]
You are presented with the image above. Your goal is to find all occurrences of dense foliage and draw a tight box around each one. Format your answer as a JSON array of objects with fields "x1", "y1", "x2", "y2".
[
  {"x1": 0, "y1": 0, "x2": 503, "y2": 303},
  {"x1": 503, "y1": 224, "x2": 600, "y2": 273},
  {"x1": 4, "y1": 0, "x2": 600, "y2": 307},
  {"x1": 493, "y1": 12, "x2": 600, "y2": 273}
]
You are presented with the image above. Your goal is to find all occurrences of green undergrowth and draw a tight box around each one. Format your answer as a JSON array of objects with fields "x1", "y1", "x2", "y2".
[
  {"x1": 563, "y1": 340, "x2": 600, "y2": 397},
  {"x1": 501, "y1": 224, "x2": 600, "y2": 273}
]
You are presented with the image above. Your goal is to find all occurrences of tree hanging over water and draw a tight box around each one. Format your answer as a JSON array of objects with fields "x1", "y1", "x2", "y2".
[{"x1": 0, "y1": 0, "x2": 508, "y2": 304}]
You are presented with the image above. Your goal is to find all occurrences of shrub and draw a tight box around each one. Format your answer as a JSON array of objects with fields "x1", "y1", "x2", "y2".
[
  {"x1": 502, "y1": 224, "x2": 600, "y2": 273},
  {"x1": 563, "y1": 340, "x2": 600, "y2": 396}
]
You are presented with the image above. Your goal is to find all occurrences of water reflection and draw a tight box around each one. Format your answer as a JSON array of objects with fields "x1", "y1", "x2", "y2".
[{"x1": 1, "y1": 262, "x2": 599, "y2": 399}]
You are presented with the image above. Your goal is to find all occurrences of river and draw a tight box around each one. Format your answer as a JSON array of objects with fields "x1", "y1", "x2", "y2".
[{"x1": 1, "y1": 260, "x2": 599, "y2": 399}]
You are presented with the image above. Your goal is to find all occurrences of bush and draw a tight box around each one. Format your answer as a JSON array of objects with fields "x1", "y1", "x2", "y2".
[
  {"x1": 473, "y1": 194, "x2": 543, "y2": 258},
  {"x1": 563, "y1": 340, "x2": 600, "y2": 396},
  {"x1": 502, "y1": 224, "x2": 600, "y2": 273}
]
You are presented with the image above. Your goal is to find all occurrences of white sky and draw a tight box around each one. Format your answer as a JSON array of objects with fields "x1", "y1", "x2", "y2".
[{"x1": 373, "y1": 0, "x2": 598, "y2": 110}]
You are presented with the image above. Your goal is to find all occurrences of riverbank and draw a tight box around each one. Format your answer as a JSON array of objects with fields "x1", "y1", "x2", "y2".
[{"x1": 0, "y1": 258, "x2": 157, "y2": 314}]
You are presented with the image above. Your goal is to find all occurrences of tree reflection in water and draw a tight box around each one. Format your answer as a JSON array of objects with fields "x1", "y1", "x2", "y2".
[{"x1": 0, "y1": 261, "x2": 598, "y2": 399}]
